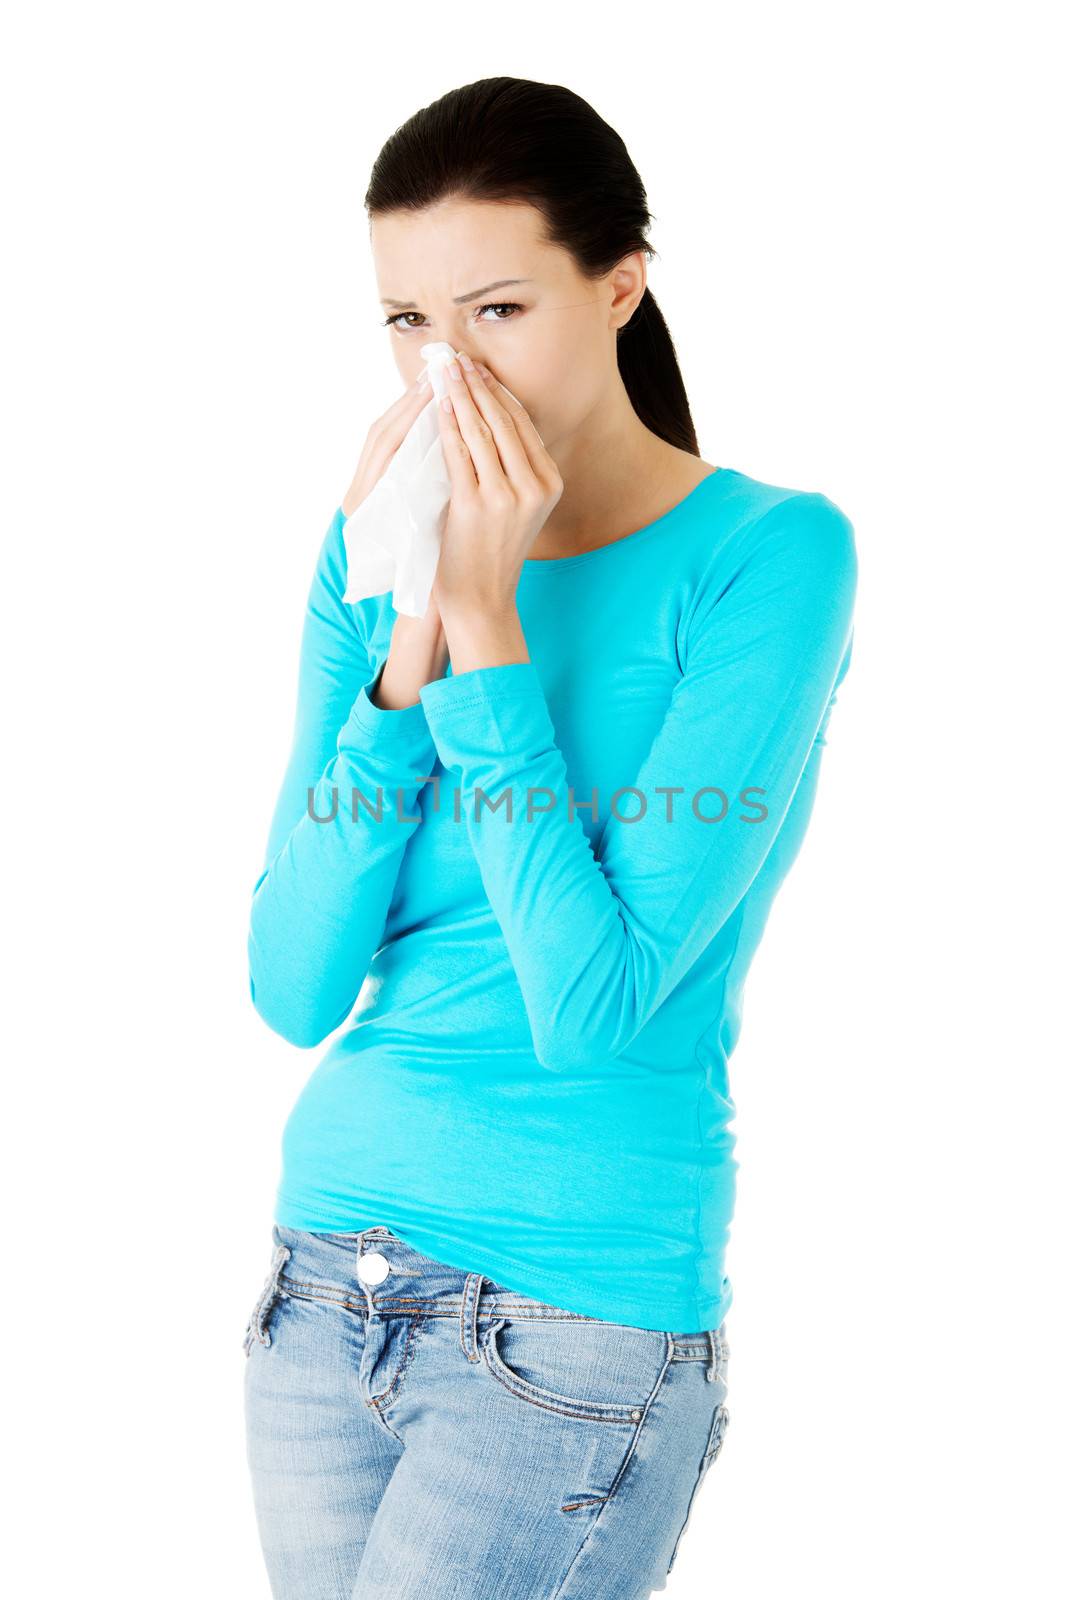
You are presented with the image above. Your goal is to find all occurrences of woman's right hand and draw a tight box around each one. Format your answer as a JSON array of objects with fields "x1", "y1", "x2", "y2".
[
  {"x1": 341, "y1": 372, "x2": 434, "y2": 517},
  {"x1": 342, "y1": 370, "x2": 450, "y2": 706}
]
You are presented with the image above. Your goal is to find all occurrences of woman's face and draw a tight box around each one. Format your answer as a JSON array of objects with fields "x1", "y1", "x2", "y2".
[{"x1": 370, "y1": 198, "x2": 644, "y2": 448}]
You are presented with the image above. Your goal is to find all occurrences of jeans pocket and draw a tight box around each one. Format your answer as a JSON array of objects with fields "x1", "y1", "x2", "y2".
[
  {"x1": 665, "y1": 1399, "x2": 731, "y2": 1574},
  {"x1": 480, "y1": 1312, "x2": 667, "y2": 1425},
  {"x1": 703, "y1": 1400, "x2": 730, "y2": 1465},
  {"x1": 242, "y1": 1241, "x2": 292, "y2": 1357}
]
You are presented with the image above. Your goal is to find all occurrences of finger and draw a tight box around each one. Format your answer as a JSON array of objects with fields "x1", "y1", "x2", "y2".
[
  {"x1": 435, "y1": 384, "x2": 479, "y2": 496},
  {"x1": 376, "y1": 370, "x2": 434, "y2": 432},
  {"x1": 464, "y1": 360, "x2": 558, "y2": 490},
  {"x1": 442, "y1": 354, "x2": 509, "y2": 490},
  {"x1": 452, "y1": 353, "x2": 542, "y2": 492},
  {"x1": 362, "y1": 375, "x2": 434, "y2": 477}
]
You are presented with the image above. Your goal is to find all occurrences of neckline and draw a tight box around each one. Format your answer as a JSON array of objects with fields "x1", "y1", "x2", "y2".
[{"x1": 521, "y1": 467, "x2": 735, "y2": 573}]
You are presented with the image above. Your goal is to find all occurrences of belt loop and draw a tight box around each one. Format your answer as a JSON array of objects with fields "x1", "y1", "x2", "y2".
[
  {"x1": 706, "y1": 1327, "x2": 720, "y2": 1381},
  {"x1": 355, "y1": 1227, "x2": 377, "y2": 1318},
  {"x1": 459, "y1": 1271, "x2": 484, "y2": 1362}
]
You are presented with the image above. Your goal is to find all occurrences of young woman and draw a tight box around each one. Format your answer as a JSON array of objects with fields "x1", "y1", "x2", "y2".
[{"x1": 243, "y1": 76, "x2": 857, "y2": 1598}]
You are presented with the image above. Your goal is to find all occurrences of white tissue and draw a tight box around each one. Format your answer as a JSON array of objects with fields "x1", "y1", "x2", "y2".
[{"x1": 340, "y1": 341, "x2": 459, "y2": 619}]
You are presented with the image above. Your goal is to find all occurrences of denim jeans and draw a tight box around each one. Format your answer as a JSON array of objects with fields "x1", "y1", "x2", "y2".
[{"x1": 243, "y1": 1224, "x2": 730, "y2": 1598}]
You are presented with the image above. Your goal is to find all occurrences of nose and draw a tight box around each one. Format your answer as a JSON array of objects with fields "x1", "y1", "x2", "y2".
[
  {"x1": 415, "y1": 338, "x2": 481, "y2": 386},
  {"x1": 437, "y1": 331, "x2": 490, "y2": 367}
]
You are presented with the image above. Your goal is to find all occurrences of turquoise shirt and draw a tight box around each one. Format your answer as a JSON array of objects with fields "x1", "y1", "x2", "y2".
[{"x1": 249, "y1": 466, "x2": 857, "y2": 1331}]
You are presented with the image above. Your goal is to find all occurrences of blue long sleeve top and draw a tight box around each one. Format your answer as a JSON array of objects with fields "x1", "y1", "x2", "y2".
[{"x1": 248, "y1": 465, "x2": 857, "y2": 1332}]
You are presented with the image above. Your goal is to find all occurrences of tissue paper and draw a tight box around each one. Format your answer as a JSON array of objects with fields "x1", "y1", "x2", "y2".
[{"x1": 341, "y1": 340, "x2": 459, "y2": 619}]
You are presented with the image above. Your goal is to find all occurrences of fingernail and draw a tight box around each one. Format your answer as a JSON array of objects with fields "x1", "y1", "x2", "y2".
[
  {"x1": 447, "y1": 360, "x2": 461, "y2": 380},
  {"x1": 458, "y1": 351, "x2": 475, "y2": 370},
  {"x1": 475, "y1": 361, "x2": 492, "y2": 380}
]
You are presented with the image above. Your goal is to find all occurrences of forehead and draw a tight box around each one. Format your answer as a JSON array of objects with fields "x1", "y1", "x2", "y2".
[{"x1": 371, "y1": 198, "x2": 573, "y2": 300}]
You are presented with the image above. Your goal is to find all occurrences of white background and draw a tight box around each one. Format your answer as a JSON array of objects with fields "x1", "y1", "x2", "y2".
[{"x1": 4, "y1": 3, "x2": 1064, "y2": 1595}]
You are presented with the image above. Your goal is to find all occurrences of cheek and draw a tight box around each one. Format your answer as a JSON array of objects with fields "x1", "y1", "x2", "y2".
[
  {"x1": 479, "y1": 332, "x2": 593, "y2": 442},
  {"x1": 530, "y1": 380, "x2": 595, "y2": 444}
]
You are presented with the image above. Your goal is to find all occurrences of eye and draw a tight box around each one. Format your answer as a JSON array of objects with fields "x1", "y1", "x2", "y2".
[
  {"x1": 476, "y1": 301, "x2": 523, "y2": 322},
  {"x1": 380, "y1": 301, "x2": 524, "y2": 331},
  {"x1": 380, "y1": 311, "x2": 427, "y2": 331}
]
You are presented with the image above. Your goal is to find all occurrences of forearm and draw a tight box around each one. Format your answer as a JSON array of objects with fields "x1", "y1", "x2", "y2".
[
  {"x1": 249, "y1": 672, "x2": 439, "y2": 1049},
  {"x1": 373, "y1": 610, "x2": 452, "y2": 708}
]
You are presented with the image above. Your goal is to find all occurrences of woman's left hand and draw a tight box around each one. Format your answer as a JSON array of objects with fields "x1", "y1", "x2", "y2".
[{"x1": 432, "y1": 351, "x2": 563, "y2": 624}]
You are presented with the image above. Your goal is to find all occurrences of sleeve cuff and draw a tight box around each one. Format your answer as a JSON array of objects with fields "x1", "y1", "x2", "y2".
[
  {"x1": 341, "y1": 662, "x2": 437, "y2": 756},
  {"x1": 419, "y1": 661, "x2": 556, "y2": 766},
  {"x1": 419, "y1": 660, "x2": 545, "y2": 715}
]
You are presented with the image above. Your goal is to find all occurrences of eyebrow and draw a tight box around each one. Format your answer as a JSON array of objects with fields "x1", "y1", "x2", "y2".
[{"x1": 380, "y1": 278, "x2": 535, "y2": 309}]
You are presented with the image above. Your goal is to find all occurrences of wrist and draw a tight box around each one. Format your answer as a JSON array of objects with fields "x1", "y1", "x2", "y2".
[
  {"x1": 439, "y1": 601, "x2": 528, "y2": 676},
  {"x1": 372, "y1": 619, "x2": 449, "y2": 710}
]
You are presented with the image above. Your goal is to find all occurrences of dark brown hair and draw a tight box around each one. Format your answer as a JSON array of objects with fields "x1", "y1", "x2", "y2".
[{"x1": 365, "y1": 77, "x2": 700, "y2": 455}]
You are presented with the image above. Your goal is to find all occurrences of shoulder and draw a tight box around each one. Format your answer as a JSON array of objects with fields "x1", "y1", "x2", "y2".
[
  {"x1": 681, "y1": 471, "x2": 857, "y2": 666},
  {"x1": 692, "y1": 472, "x2": 857, "y2": 617},
  {"x1": 726, "y1": 470, "x2": 854, "y2": 564}
]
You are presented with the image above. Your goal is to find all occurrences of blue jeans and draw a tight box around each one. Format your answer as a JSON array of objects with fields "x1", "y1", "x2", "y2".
[{"x1": 243, "y1": 1224, "x2": 731, "y2": 1598}]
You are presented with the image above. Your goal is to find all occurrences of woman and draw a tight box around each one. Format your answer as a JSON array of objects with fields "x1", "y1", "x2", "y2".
[{"x1": 244, "y1": 76, "x2": 857, "y2": 1598}]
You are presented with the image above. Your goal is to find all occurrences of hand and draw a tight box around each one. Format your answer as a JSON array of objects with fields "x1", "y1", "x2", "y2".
[
  {"x1": 341, "y1": 372, "x2": 434, "y2": 518},
  {"x1": 340, "y1": 371, "x2": 448, "y2": 706},
  {"x1": 431, "y1": 352, "x2": 564, "y2": 624}
]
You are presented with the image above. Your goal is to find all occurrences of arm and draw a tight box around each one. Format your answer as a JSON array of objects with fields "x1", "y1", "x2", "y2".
[
  {"x1": 248, "y1": 508, "x2": 439, "y2": 1048},
  {"x1": 418, "y1": 492, "x2": 858, "y2": 1074}
]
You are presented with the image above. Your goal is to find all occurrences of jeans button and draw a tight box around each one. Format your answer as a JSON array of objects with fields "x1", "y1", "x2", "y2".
[{"x1": 357, "y1": 1250, "x2": 391, "y2": 1285}]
